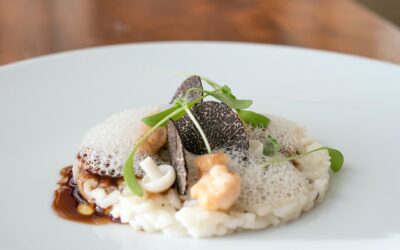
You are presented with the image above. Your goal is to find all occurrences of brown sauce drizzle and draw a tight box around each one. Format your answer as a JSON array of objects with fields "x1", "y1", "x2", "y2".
[{"x1": 52, "y1": 166, "x2": 119, "y2": 224}]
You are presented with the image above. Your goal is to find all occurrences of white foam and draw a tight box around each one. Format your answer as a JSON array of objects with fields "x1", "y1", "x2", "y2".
[
  {"x1": 246, "y1": 114, "x2": 310, "y2": 155},
  {"x1": 77, "y1": 106, "x2": 162, "y2": 177},
  {"x1": 230, "y1": 154, "x2": 312, "y2": 216}
]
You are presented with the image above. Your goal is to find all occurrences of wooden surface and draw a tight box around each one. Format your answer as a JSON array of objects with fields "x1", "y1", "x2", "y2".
[{"x1": 1, "y1": 0, "x2": 400, "y2": 65}]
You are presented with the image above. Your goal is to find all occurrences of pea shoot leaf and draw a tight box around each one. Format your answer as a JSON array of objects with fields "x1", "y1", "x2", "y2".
[
  {"x1": 200, "y1": 76, "x2": 222, "y2": 89},
  {"x1": 142, "y1": 105, "x2": 181, "y2": 127},
  {"x1": 326, "y1": 147, "x2": 344, "y2": 172},
  {"x1": 236, "y1": 109, "x2": 270, "y2": 128},
  {"x1": 142, "y1": 98, "x2": 201, "y2": 127}
]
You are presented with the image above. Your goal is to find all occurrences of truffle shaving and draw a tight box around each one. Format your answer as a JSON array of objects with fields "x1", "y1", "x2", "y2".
[
  {"x1": 175, "y1": 101, "x2": 249, "y2": 155},
  {"x1": 170, "y1": 75, "x2": 203, "y2": 103},
  {"x1": 167, "y1": 120, "x2": 188, "y2": 195}
]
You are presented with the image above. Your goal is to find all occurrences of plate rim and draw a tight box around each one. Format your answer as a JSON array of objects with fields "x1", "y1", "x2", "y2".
[{"x1": 1, "y1": 41, "x2": 399, "y2": 71}]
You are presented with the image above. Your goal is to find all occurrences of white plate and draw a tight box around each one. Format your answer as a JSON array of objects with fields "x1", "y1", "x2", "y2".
[{"x1": 1, "y1": 42, "x2": 399, "y2": 250}]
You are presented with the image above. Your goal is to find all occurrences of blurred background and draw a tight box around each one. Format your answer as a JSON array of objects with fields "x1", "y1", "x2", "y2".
[
  {"x1": 1, "y1": 0, "x2": 399, "y2": 65},
  {"x1": 360, "y1": 0, "x2": 400, "y2": 26}
]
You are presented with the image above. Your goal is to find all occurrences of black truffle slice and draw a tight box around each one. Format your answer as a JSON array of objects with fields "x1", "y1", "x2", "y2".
[
  {"x1": 174, "y1": 101, "x2": 249, "y2": 155},
  {"x1": 170, "y1": 75, "x2": 203, "y2": 104},
  {"x1": 167, "y1": 120, "x2": 188, "y2": 195}
]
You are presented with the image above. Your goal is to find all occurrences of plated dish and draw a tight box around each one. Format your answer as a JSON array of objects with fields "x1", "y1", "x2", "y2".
[
  {"x1": 53, "y1": 73, "x2": 343, "y2": 238},
  {"x1": 2, "y1": 42, "x2": 399, "y2": 250}
]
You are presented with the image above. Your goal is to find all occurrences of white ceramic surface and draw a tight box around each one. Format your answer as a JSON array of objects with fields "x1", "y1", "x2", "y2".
[{"x1": 0, "y1": 42, "x2": 399, "y2": 250}]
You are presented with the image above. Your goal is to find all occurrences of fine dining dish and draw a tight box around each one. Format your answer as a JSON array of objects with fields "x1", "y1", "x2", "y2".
[
  {"x1": 52, "y1": 73, "x2": 343, "y2": 238},
  {"x1": 2, "y1": 42, "x2": 400, "y2": 249}
]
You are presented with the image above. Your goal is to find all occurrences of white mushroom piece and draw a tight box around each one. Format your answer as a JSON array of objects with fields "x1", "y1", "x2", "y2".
[
  {"x1": 190, "y1": 152, "x2": 241, "y2": 211},
  {"x1": 139, "y1": 156, "x2": 176, "y2": 193}
]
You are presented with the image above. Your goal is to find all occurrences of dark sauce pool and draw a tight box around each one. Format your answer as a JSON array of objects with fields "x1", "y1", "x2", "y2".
[{"x1": 52, "y1": 166, "x2": 119, "y2": 224}]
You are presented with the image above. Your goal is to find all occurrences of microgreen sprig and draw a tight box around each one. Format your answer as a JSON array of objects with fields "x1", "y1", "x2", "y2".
[
  {"x1": 264, "y1": 146, "x2": 344, "y2": 172},
  {"x1": 184, "y1": 85, "x2": 253, "y2": 110},
  {"x1": 142, "y1": 94, "x2": 208, "y2": 127},
  {"x1": 237, "y1": 109, "x2": 271, "y2": 128},
  {"x1": 200, "y1": 77, "x2": 269, "y2": 127}
]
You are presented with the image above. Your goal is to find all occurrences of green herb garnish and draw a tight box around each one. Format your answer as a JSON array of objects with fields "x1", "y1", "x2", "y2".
[
  {"x1": 201, "y1": 88, "x2": 253, "y2": 109},
  {"x1": 263, "y1": 135, "x2": 280, "y2": 156},
  {"x1": 265, "y1": 146, "x2": 344, "y2": 172},
  {"x1": 237, "y1": 109, "x2": 270, "y2": 128},
  {"x1": 141, "y1": 95, "x2": 206, "y2": 127},
  {"x1": 324, "y1": 147, "x2": 344, "y2": 172}
]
